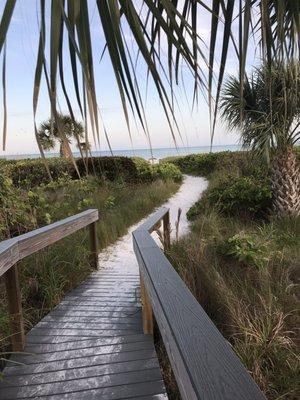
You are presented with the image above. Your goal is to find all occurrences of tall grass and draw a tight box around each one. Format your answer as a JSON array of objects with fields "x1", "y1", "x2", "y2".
[
  {"x1": 0, "y1": 178, "x2": 180, "y2": 352},
  {"x1": 168, "y1": 212, "x2": 299, "y2": 399}
]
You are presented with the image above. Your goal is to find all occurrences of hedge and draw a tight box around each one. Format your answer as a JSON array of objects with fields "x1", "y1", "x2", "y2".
[
  {"x1": 0, "y1": 156, "x2": 182, "y2": 189},
  {"x1": 162, "y1": 151, "x2": 266, "y2": 178}
]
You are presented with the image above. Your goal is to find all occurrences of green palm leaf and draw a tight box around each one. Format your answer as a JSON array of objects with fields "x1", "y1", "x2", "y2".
[{"x1": 0, "y1": 0, "x2": 298, "y2": 156}]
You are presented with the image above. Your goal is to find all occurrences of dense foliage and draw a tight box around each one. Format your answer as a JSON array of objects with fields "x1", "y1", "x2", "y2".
[
  {"x1": 187, "y1": 176, "x2": 272, "y2": 220},
  {"x1": 0, "y1": 156, "x2": 181, "y2": 356},
  {"x1": 0, "y1": 157, "x2": 181, "y2": 240},
  {"x1": 0, "y1": 156, "x2": 182, "y2": 190},
  {"x1": 162, "y1": 151, "x2": 264, "y2": 177},
  {"x1": 161, "y1": 150, "x2": 299, "y2": 399},
  {"x1": 220, "y1": 63, "x2": 300, "y2": 218}
]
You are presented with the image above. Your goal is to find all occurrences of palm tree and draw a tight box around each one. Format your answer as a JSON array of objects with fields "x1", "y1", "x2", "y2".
[
  {"x1": 0, "y1": 1, "x2": 299, "y2": 157},
  {"x1": 220, "y1": 62, "x2": 300, "y2": 217},
  {"x1": 37, "y1": 115, "x2": 84, "y2": 158}
]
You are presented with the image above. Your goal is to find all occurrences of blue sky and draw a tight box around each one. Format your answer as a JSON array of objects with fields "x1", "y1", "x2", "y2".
[{"x1": 0, "y1": 1, "x2": 260, "y2": 156}]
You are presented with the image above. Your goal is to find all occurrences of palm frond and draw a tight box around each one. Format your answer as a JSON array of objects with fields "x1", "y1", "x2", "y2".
[
  {"x1": 221, "y1": 61, "x2": 300, "y2": 157},
  {"x1": 0, "y1": 0, "x2": 299, "y2": 155}
]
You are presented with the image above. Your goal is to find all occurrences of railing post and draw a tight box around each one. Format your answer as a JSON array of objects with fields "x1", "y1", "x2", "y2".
[
  {"x1": 140, "y1": 273, "x2": 154, "y2": 335},
  {"x1": 163, "y1": 211, "x2": 171, "y2": 251},
  {"x1": 89, "y1": 222, "x2": 98, "y2": 269},
  {"x1": 4, "y1": 263, "x2": 25, "y2": 351}
]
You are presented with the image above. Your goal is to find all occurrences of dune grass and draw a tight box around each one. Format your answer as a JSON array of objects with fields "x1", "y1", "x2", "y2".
[
  {"x1": 0, "y1": 178, "x2": 180, "y2": 354},
  {"x1": 167, "y1": 211, "x2": 299, "y2": 399}
]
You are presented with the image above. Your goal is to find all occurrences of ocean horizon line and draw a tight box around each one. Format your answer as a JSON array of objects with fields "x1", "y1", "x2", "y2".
[{"x1": 1, "y1": 144, "x2": 241, "y2": 160}]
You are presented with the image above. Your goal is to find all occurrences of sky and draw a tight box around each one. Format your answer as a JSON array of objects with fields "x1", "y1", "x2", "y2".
[{"x1": 0, "y1": 1, "x2": 260, "y2": 156}]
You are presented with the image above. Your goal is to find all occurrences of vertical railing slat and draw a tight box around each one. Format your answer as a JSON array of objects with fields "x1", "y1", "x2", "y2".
[
  {"x1": 89, "y1": 221, "x2": 98, "y2": 269},
  {"x1": 4, "y1": 264, "x2": 25, "y2": 351}
]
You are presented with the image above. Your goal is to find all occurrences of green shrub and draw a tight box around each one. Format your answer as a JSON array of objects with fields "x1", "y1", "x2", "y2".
[
  {"x1": 162, "y1": 151, "x2": 267, "y2": 179},
  {"x1": 2, "y1": 156, "x2": 140, "y2": 189},
  {"x1": 5, "y1": 158, "x2": 72, "y2": 189},
  {"x1": 0, "y1": 175, "x2": 35, "y2": 239},
  {"x1": 188, "y1": 175, "x2": 272, "y2": 220},
  {"x1": 133, "y1": 158, "x2": 182, "y2": 182},
  {"x1": 186, "y1": 199, "x2": 205, "y2": 220},
  {"x1": 74, "y1": 156, "x2": 139, "y2": 182},
  {"x1": 132, "y1": 157, "x2": 153, "y2": 181},
  {"x1": 207, "y1": 176, "x2": 272, "y2": 218},
  {"x1": 221, "y1": 232, "x2": 269, "y2": 269},
  {"x1": 163, "y1": 152, "x2": 218, "y2": 176},
  {"x1": 0, "y1": 156, "x2": 182, "y2": 189},
  {"x1": 152, "y1": 163, "x2": 182, "y2": 182}
]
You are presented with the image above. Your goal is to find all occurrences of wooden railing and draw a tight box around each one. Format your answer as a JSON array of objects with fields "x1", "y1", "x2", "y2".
[
  {"x1": 0, "y1": 209, "x2": 99, "y2": 352},
  {"x1": 133, "y1": 207, "x2": 266, "y2": 400}
]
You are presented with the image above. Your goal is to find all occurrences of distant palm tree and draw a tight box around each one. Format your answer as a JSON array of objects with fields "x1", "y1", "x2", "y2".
[
  {"x1": 221, "y1": 62, "x2": 300, "y2": 217},
  {"x1": 37, "y1": 115, "x2": 84, "y2": 158}
]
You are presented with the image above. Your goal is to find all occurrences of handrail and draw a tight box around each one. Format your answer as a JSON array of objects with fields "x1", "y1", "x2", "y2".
[
  {"x1": 1, "y1": 209, "x2": 99, "y2": 351},
  {"x1": 0, "y1": 209, "x2": 98, "y2": 277},
  {"x1": 133, "y1": 207, "x2": 265, "y2": 400}
]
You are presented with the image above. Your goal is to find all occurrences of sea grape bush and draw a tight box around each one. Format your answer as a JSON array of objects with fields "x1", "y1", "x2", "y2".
[
  {"x1": 133, "y1": 157, "x2": 182, "y2": 182},
  {"x1": 207, "y1": 176, "x2": 272, "y2": 218},
  {"x1": 163, "y1": 152, "x2": 218, "y2": 176},
  {"x1": 152, "y1": 163, "x2": 183, "y2": 182},
  {"x1": 1, "y1": 156, "x2": 182, "y2": 189},
  {"x1": 187, "y1": 175, "x2": 272, "y2": 220},
  {"x1": 162, "y1": 151, "x2": 266, "y2": 178},
  {"x1": 0, "y1": 156, "x2": 182, "y2": 241},
  {"x1": 222, "y1": 232, "x2": 270, "y2": 269}
]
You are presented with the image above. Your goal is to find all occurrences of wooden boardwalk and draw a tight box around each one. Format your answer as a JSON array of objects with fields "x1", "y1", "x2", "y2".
[
  {"x1": 0, "y1": 267, "x2": 168, "y2": 399},
  {"x1": 0, "y1": 204, "x2": 266, "y2": 400}
]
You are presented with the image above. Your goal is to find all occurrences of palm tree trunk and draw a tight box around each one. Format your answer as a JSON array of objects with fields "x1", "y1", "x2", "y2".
[
  {"x1": 59, "y1": 139, "x2": 72, "y2": 158},
  {"x1": 271, "y1": 147, "x2": 300, "y2": 217}
]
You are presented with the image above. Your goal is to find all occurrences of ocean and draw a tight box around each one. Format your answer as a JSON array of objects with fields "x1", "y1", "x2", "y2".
[{"x1": 2, "y1": 144, "x2": 241, "y2": 161}]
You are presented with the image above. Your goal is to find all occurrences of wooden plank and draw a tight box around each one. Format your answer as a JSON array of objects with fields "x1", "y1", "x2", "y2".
[
  {"x1": 58, "y1": 299, "x2": 140, "y2": 306},
  {"x1": 0, "y1": 358, "x2": 160, "y2": 388},
  {"x1": 53, "y1": 305, "x2": 141, "y2": 314},
  {"x1": 0, "y1": 240, "x2": 19, "y2": 277},
  {"x1": 9, "y1": 380, "x2": 167, "y2": 400},
  {"x1": 24, "y1": 334, "x2": 152, "y2": 354},
  {"x1": 3, "y1": 349, "x2": 158, "y2": 376},
  {"x1": 34, "y1": 321, "x2": 143, "y2": 331},
  {"x1": 0, "y1": 207, "x2": 168, "y2": 400},
  {"x1": 89, "y1": 221, "x2": 98, "y2": 269},
  {"x1": 0, "y1": 369, "x2": 163, "y2": 399},
  {"x1": 136, "y1": 207, "x2": 169, "y2": 233},
  {"x1": 8, "y1": 340, "x2": 154, "y2": 365},
  {"x1": 43, "y1": 315, "x2": 141, "y2": 325},
  {"x1": 4, "y1": 263, "x2": 25, "y2": 351},
  {"x1": 133, "y1": 212, "x2": 266, "y2": 400},
  {"x1": 26, "y1": 327, "x2": 141, "y2": 337},
  {"x1": 140, "y1": 275, "x2": 154, "y2": 335},
  {"x1": 67, "y1": 291, "x2": 140, "y2": 298},
  {"x1": 0, "y1": 209, "x2": 98, "y2": 277},
  {"x1": 163, "y1": 211, "x2": 171, "y2": 251}
]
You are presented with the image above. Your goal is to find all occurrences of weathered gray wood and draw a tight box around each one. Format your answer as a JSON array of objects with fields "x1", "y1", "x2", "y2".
[
  {"x1": 133, "y1": 207, "x2": 266, "y2": 400},
  {"x1": 6, "y1": 380, "x2": 167, "y2": 400},
  {"x1": 8, "y1": 340, "x2": 154, "y2": 365},
  {"x1": 24, "y1": 334, "x2": 151, "y2": 353},
  {"x1": 0, "y1": 358, "x2": 159, "y2": 388},
  {"x1": 0, "y1": 210, "x2": 99, "y2": 353},
  {"x1": 43, "y1": 315, "x2": 141, "y2": 325},
  {"x1": 3, "y1": 348, "x2": 157, "y2": 376},
  {"x1": 4, "y1": 263, "x2": 25, "y2": 351},
  {"x1": 0, "y1": 208, "x2": 169, "y2": 399},
  {"x1": 0, "y1": 368, "x2": 163, "y2": 398},
  {"x1": 0, "y1": 209, "x2": 98, "y2": 277}
]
